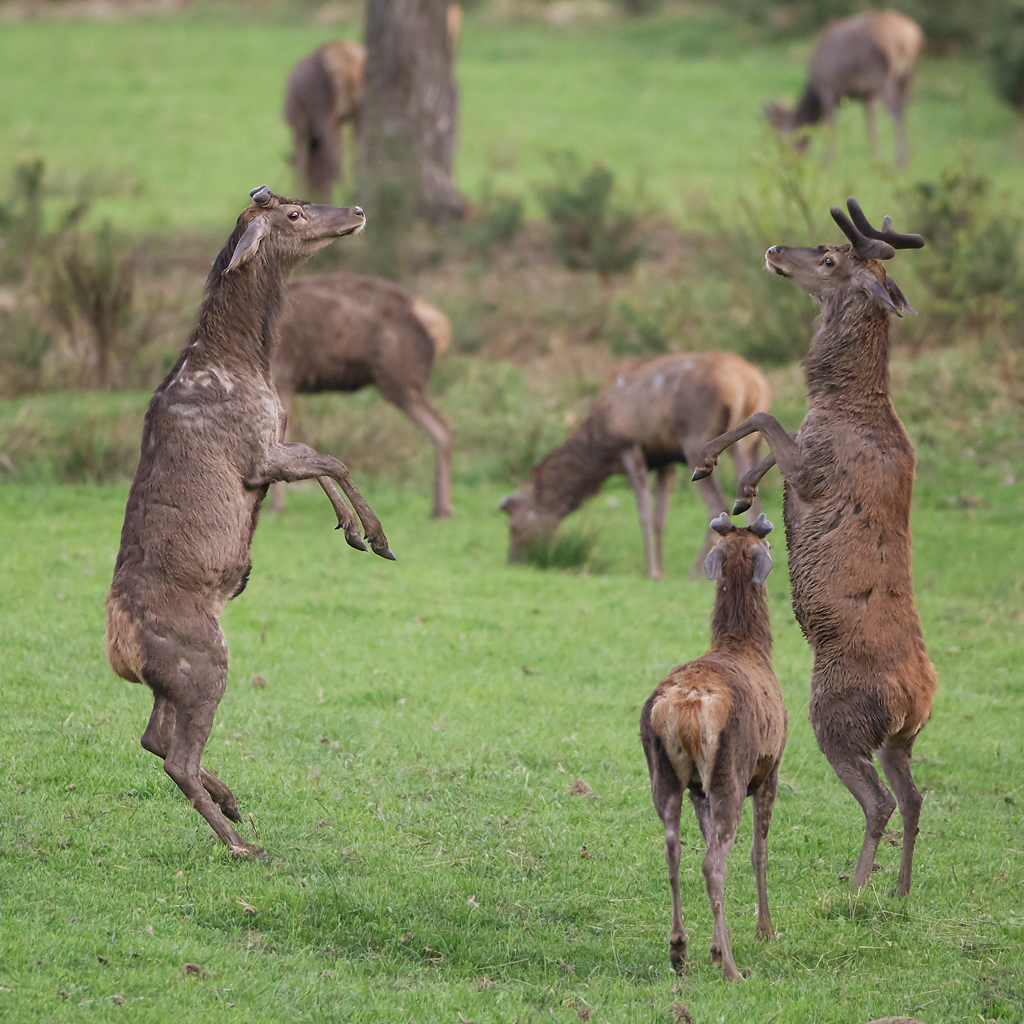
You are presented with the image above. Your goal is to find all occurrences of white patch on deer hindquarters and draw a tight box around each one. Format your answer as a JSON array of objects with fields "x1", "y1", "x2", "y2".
[
  {"x1": 652, "y1": 374, "x2": 664, "y2": 391},
  {"x1": 617, "y1": 375, "x2": 625, "y2": 387}
]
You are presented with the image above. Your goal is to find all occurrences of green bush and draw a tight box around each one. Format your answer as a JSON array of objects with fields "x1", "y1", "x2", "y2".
[
  {"x1": 537, "y1": 154, "x2": 643, "y2": 285},
  {"x1": 521, "y1": 526, "x2": 600, "y2": 571},
  {"x1": 987, "y1": 0, "x2": 1024, "y2": 108},
  {"x1": 467, "y1": 181, "x2": 523, "y2": 259}
]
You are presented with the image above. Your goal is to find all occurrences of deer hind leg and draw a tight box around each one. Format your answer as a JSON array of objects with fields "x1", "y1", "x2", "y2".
[
  {"x1": 702, "y1": 782, "x2": 744, "y2": 981},
  {"x1": 652, "y1": 465, "x2": 676, "y2": 579},
  {"x1": 141, "y1": 693, "x2": 241, "y2": 822},
  {"x1": 751, "y1": 766, "x2": 778, "y2": 940},
  {"x1": 402, "y1": 394, "x2": 453, "y2": 519},
  {"x1": 622, "y1": 444, "x2": 659, "y2": 579},
  {"x1": 825, "y1": 748, "x2": 897, "y2": 890},
  {"x1": 877, "y1": 743, "x2": 924, "y2": 897},
  {"x1": 885, "y1": 77, "x2": 911, "y2": 170}
]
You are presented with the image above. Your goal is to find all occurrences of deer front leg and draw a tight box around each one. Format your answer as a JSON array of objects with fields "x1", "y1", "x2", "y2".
[
  {"x1": 732, "y1": 452, "x2": 778, "y2": 516},
  {"x1": 652, "y1": 465, "x2": 676, "y2": 579},
  {"x1": 691, "y1": 414, "x2": 801, "y2": 483},
  {"x1": 246, "y1": 443, "x2": 394, "y2": 560},
  {"x1": 622, "y1": 445, "x2": 659, "y2": 580},
  {"x1": 316, "y1": 477, "x2": 368, "y2": 551}
]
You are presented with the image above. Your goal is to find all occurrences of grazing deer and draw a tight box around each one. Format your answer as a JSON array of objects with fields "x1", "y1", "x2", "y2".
[
  {"x1": 285, "y1": 40, "x2": 366, "y2": 203},
  {"x1": 284, "y1": 8, "x2": 463, "y2": 202},
  {"x1": 766, "y1": 10, "x2": 923, "y2": 168},
  {"x1": 272, "y1": 272, "x2": 453, "y2": 518},
  {"x1": 105, "y1": 187, "x2": 394, "y2": 857},
  {"x1": 691, "y1": 198, "x2": 937, "y2": 896},
  {"x1": 499, "y1": 352, "x2": 770, "y2": 578},
  {"x1": 641, "y1": 512, "x2": 786, "y2": 981}
]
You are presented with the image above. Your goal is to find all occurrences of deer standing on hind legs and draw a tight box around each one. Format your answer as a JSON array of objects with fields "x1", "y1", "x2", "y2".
[
  {"x1": 105, "y1": 187, "x2": 394, "y2": 858},
  {"x1": 691, "y1": 198, "x2": 937, "y2": 896},
  {"x1": 641, "y1": 512, "x2": 786, "y2": 981}
]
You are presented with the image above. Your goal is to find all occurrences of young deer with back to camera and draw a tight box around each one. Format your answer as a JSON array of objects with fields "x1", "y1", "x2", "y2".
[
  {"x1": 641, "y1": 512, "x2": 786, "y2": 981},
  {"x1": 691, "y1": 198, "x2": 937, "y2": 897}
]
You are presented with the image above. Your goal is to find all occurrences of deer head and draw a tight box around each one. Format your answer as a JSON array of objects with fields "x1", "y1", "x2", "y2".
[
  {"x1": 764, "y1": 197, "x2": 923, "y2": 315},
  {"x1": 702, "y1": 512, "x2": 774, "y2": 586},
  {"x1": 498, "y1": 485, "x2": 560, "y2": 563},
  {"x1": 221, "y1": 186, "x2": 366, "y2": 276}
]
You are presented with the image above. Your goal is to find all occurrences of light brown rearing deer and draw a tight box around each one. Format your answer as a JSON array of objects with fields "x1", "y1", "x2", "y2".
[
  {"x1": 499, "y1": 352, "x2": 770, "y2": 578},
  {"x1": 105, "y1": 187, "x2": 393, "y2": 858},
  {"x1": 691, "y1": 198, "x2": 937, "y2": 896},
  {"x1": 766, "y1": 10, "x2": 923, "y2": 168},
  {"x1": 641, "y1": 512, "x2": 786, "y2": 981},
  {"x1": 272, "y1": 271, "x2": 453, "y2": 518}
]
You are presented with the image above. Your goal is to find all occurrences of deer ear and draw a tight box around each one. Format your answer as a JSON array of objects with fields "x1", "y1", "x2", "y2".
[
  {"x1": 752, "y1": 544, "x2": 773, "y2": 586},
  {"x1": 857, "y1": 267, "x2": 903, "y2": 316},
  {"x1": 226, "y1": 215, "x2": 271, "y2": 273},
  {"x1": 703, "y1": 543, "x2": 725, "y2": 581},
  {"x1": 885, "y1": 274, "x2": 916, "y2": 316}
]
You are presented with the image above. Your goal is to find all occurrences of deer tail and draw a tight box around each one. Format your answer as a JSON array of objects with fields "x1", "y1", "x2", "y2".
[{"x1": 411, "y1": 297, "x2": 452, "y2": 357}]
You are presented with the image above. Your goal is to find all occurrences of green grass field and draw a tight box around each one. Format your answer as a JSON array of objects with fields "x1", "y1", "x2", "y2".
[
  {"x1": 1, "y1": 467, "x2": 1022, "y2": 1023},
  {"x1": 1, "y1": 9, "x2": 1022, "y2": 230}
]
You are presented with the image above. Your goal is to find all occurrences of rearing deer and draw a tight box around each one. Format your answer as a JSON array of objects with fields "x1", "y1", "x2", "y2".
[
  {"x1": 691, "y1": 198, "x2": 937, "y2": 896},
  {"x1": 766, "y1": 10, "x2": 923, "y2": 168},
  {"x1": 105, "y1": 186, "x2": 393, "y2": 857}
]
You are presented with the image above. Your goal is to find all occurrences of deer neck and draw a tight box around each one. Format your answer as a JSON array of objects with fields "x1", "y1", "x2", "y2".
[
  {"x1": 192, "y1": 254, "x2": 287, "y2": 377},
  {"x1": 803, "y1": 293, "x2": 892, "y2": 408},
  {"x1": 531, "y1": 417, "x2": 621, "y2": 520},
  {"x1": 710, "y1": 575, "x2": 772, "y2": 663}
]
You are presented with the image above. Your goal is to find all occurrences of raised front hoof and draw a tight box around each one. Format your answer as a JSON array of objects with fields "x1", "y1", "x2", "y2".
[
  {"x1": 219, "y1": 798, "x2": 242, "y2": 824},
  {"x1": 669, "y1": 938, "x2": 687, "y2": 973},
  {"x1": 367, "y1": 535, "x2": 397, "y2": 561},
  {"x1": 229, "y1": 842, "x2": 269, "y2": 861},
  {"x1": 690, "y1": 465, "x2": 714, "y2": 482},
  {"x1": 732, "y1": 496, "x2": 753, "y2": 515},
  {"x1": 336, "y1": 526, "x2": 369, "y2": 552}
]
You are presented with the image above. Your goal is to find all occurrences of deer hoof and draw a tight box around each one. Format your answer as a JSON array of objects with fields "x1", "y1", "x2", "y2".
[
  {"x1": 229, "y1": 843, "x2": 269, "y2": 861},
  {"x1": 691, "y1": 465, "x2": 713, "y2": 481},
  {"x1": 732, "y1": 496, "x2": 753, "y2": 515},
  {"x1": 338, "y1": 526, "x2": 368, "y2": 552},
  {"x1": 709, "y1": 944, "x2": 723, "y2": 964},
  {"x1": 669, "y1": 939, "x2": 686, "y2": 973},
  {"x1": 220, "y1": 799, "x2": 242, "y2": 823}
]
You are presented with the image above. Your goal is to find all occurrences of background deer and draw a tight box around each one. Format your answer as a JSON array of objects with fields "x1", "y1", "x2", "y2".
[
  {"x1": 105, "y1": 187, "x2": 393, "y2": 857},
  {"x1": 641, "y1": 512, "x2": 785, "y2": 981},
  {"x1": 499, "y1": 351, "x2": 770, "y2": 578},
  {"x1": 765, "y1": 10, "x2": 923, "y2": 168},
  {"x1": 692, "y1": 198, "x2": 937, "y2": 896},
  {"x1": 272, "y1": 271, "x2": 453, "y2": 518}
]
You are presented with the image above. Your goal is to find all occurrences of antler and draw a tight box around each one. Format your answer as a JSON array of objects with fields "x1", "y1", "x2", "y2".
[
  {"x1": 749, "y1": 513, "x2": 773, "y2": 538},
  {"x1": 249, "y1": 185, "x2": 273, "y2": 207},
  {"x1": 831, "y1": 197, "x2": 924, "y2": 261},
  {"x1": 710, "y1": 512, "x2": 735, "y2": 536}
]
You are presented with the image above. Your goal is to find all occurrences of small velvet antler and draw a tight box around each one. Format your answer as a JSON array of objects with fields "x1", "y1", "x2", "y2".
[
  {"x1": 249, "y1": 185, "x2": 273, "y2": 207},
  {"x1": 710, "y1": 512, "x2": 735, "y2": 535},
  {"x1": 831, "y1": 197, "x2": 924, "y2": 260},
  {"x1": 749, "y1": 513, "x2": 773, "y2": 538}
]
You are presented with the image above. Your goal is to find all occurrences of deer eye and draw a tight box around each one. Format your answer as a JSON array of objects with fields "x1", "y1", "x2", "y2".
[
  {"x1": 288, "y1": 211, "x2": 300, "y2": 221},
  {"x1": 824, "y1": 257, "x2": 834, "y2": 267}
]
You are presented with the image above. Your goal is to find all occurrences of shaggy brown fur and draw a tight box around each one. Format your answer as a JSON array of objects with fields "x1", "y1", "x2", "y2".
[
  {"x1": 105, "y1": 187, "x2": 393, "y2": 857},
  {"x1": 272, "y1": 272, "x2": 452, "y2": 518},
  {"x1": 284, "y1": 41, "x2": 366, "y2": 203},
  {"x1": 692, "y1": 199, "x2": 937, "y2": 896},
  {"x1": 641, "y1": 513, "x2": 786, "y2": 981},
  {"x1": 500, "y1": 351, "x2": 771, "y2": 578},
  {"x1": 766, "y1": 10, "x2": 923, "y2": 168}
]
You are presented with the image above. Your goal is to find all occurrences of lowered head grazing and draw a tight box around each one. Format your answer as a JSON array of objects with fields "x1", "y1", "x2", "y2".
[
  {"x1": 498, "y1": 485, "x2": 559, "y2": 563},
  {"x1": 764, "y1": 197, "x2": 923, "y2": 315}
]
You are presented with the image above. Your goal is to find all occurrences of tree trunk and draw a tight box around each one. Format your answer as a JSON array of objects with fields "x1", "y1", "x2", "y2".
[{"x1": 360, "y1": 0, "x2": 466, "y2": 226}]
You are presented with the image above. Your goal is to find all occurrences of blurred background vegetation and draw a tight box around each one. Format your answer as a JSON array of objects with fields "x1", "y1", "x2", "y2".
[{"x1": 0, "y1": 0, "x2": 1023, "y2": 497}]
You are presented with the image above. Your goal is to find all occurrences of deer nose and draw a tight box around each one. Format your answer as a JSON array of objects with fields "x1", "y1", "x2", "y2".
[
  {"x1": 766, "y1": 246, "x2": 780, "y2": 257},
  {"x1": 353, "y1": 206, "x2": 364, "y2": 218}
]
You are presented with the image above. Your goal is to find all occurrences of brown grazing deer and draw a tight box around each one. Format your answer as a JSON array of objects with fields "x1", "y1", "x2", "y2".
[
  {"x1": 272, "y1": 272, "x2": 453, "y2": 518},
  {"x1": 499, "y1": 352, "x2": 770, "y2": 578},
  {"x1": 105, "y1": 186, "x2": 393, "y2": 858},
  {"x1": 284, "y1": 8, "x2": 463, "y2": 202},
  {"x1": 766, "y1": 10, "x2": 923, "y2": 168},
  {"x1": 641, "y1": 512, "x2": 786, "y2": 981},
  {"x1": 691, "y1": 198, "x2": 937, "y2": 897},
  {"x1": 285, "y1": 40, "x2": 366, "y2": 203}
]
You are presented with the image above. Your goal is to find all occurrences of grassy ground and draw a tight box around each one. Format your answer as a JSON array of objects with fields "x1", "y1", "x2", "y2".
[
  {"x1": 1, "y1": 459, "x2": 1023, "y2": 1022},
  {"x1": 0, "y1": 9, "x2": 1022, "y2": 230}
]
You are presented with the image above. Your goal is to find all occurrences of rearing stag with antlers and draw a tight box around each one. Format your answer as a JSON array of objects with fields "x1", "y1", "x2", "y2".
[
  {"x1": 106, "y1": 186, "x2": 393, "y2": 857},
  {"x1": 691, "y1": 199, "x2": 937, "y2": 897}
]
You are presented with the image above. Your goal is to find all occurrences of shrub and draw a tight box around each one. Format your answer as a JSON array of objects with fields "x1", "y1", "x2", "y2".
[
  {"x1": 537, "y1": 154, "x2": 643, "y2": 286},
  {"x1": 466, "y1": 181, "x2": 523, "y2": 259},
  {"x1": 987, "y1": 0, "x2": 1024, "y2": 109},
  {"x1": 900, "y1": 165, "x2": 1023, "y2": 341},
  {"x1": 522, "y1": 527, "x2": 600, "y2": 571}
]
